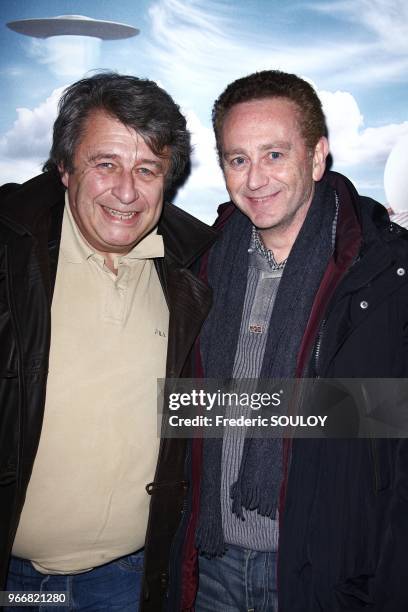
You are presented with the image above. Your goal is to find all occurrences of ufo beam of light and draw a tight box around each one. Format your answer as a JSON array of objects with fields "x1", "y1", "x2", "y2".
[{"x1": 6, "y1": 15, "x2": 139, "y2": 40}]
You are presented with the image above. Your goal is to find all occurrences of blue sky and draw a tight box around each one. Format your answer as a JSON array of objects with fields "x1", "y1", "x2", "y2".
[{"x1": 1, "y1": 0, "x2": 407, "y2": 222}]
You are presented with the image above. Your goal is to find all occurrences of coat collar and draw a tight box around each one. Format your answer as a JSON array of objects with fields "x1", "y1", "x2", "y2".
[{"x1": 0, "y1": 172, "x2": 63, "y2": 237}]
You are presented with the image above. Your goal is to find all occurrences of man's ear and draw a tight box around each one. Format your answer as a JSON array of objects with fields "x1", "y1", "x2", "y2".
[
  {"x1": 312, "y1": 137, "x2": 329, "y2": 181},
  {"x1": 59, "y1": 164, "x2": 69, "y2": 188}
]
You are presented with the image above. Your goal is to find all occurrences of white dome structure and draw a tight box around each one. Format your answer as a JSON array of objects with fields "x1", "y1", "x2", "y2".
[{"x1": 384, "y1": 133, "x2": 408, "y2": 213}]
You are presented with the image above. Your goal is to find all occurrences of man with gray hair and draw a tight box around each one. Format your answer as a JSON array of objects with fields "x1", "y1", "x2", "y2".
[{"x1": 0, "y1": 72, "x2": 215, "y2": 611}]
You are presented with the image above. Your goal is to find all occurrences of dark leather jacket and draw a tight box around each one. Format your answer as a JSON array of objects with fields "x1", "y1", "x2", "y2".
[{"x1": 0, "y1": 171, "x2": 217, "y2": 612}]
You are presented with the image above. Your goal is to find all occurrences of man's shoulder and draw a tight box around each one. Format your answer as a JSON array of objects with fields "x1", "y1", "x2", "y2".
[
  {"x1": 159, "y1": 201, "x2": 218, "y2": 268},
  {"x1": 358, "y1": 194, "x2": 408, "y2": 252},
  {"x1": 1, "y1": 172, "x2": 63, "y2": 203},
  {"x1": 0, "y1": 182, "x2": 20, "y2": 200},
  {"x1": 0, "y1": 172, "x2": 65, "y2": 236},
  {"x1": 326, "y1": 171, "x2": 408, "y2": 251}
]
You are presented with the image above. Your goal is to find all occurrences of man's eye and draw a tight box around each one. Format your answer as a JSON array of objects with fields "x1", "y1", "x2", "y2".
[
  {"x1": 97, "y1": 162, "x2": 114, "y2": 169},
  {"x1": 138, "y1": 167, "x2": 153, "y2": 175},
  {"x1": 269, "y1": 152, "x2": 282, "y2": 160},
  {"x1": 231, "y1": 157, "x2": 246, "y2": 167}
]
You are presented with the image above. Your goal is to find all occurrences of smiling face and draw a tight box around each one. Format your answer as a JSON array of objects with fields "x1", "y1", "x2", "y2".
[
  {"x1": 221, "y1": 97, "x2": 328, "y2": 250},
  {"x1": 61, "y1": 110, "x2": 168, "y2": 268}
]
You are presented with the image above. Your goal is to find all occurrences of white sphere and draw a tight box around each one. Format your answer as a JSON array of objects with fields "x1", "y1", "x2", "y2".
[{"x1": 384, "y1": 134, "x2": 408, "y2": 212}]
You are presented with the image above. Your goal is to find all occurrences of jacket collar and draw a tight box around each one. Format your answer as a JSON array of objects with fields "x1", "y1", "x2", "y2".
[
  {"x1": 0, "y1": 172, "x2": 64, "y2": 237},
  {"x1": 326, "y1": 171, "x2": 408, "y2": 292}
]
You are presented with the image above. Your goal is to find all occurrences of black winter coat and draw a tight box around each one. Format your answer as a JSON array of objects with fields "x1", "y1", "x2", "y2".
[
  {"x1": 174, "y1": 172, "x2": 408, "y2": 612},
  {"x1": 0, "y1": 172, "x2": 217, "y2": 612},
  {"x1": 279, "y1": 174, "x2": 408, "y2": 612}
]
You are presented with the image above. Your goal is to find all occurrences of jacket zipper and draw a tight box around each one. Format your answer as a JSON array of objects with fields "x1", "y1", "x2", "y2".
[
  {"x1": 313, "y1": 318, "x2": 327, "y2": 377},
  {"x1": 312, "y1": 246, "x2": 362, "y2": 378}
]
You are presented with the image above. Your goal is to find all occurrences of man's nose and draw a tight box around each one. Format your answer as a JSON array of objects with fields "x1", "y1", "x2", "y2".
[
  {"x1": 111, "y1": 170, "x2": 139, "y2": 204},
  {"x1": 246, "y1": 162, "x2": 268, "y2": 191}
]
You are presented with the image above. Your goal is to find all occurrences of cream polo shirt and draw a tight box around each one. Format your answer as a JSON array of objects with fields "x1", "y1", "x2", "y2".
[{"x1": 12, "y1": 196, "x2": 169, "y2": 574}]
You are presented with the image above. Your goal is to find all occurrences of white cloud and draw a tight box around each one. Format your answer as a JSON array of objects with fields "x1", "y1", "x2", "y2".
[
  {"x1": 349, "y1": 178, "x2": 384, "y2": 192},
  {"x1": 1, "y1": 66, "x2": 25, "y2": 78},
  {"x1": 305, "y1": 0, "x2": 408, "y2": 83},
  {"x1": 0, "y1": 158, "x2": 44, "y2": 185},
  {"x1": 174, "y1": 108, "x2": 228, "y2": 220},
  {"x1": 0, "y1": 87, "x2": 63, "y2": 160},
  {"x1": 147, "y1": 0, "x2": 408, "y2": 105},
  {"x1": 319, "y1": 88, "x2": 408, "y2": 166},
  {"x1": 146, "y1": 0, "x2": 369, "y2": 103},
  {"x1": 184, "y1": 109, "x2": 224, "y2": 189},
  {"x1": 310, "y1": 0, "x2": 408, "y2": 54},
  {"x1": 361, "y1": 0, "x2": 408, "y2": 54},
  {"x1": 27, "y1": 36, "x2": 102, "y2": 78}
]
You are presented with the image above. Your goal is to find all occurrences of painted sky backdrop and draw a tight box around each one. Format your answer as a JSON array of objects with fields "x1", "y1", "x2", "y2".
[{"x1": 1, "y1": 0, "x2": 407, "y2": 223}]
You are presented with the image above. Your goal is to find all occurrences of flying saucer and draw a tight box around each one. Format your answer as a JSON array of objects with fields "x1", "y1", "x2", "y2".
[{"x1": 6, "y1": 14, "x2": 139, "y2": 40}]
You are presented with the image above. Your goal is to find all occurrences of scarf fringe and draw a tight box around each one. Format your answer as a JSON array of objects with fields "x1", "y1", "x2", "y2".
[
  {"x1": 231, "y1": 482, "x2": 278, "y2": 519},
  {"x1": 195, "y1": 521, "x2": 226, "y2": 557}
]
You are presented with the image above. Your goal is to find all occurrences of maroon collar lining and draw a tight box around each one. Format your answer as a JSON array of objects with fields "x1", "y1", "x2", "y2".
[{"x1": 296, "y1": 178, "x2": 362, "y2": 377}]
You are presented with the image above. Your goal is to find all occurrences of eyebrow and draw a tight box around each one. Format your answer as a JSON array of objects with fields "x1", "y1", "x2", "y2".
[
  {"x1": 223, "y1": 142, "x2": 292, "y2": 158},
  {"x1": 88, "y1": 153, "x2": 119, "y2": 162},
  {"x1": 259, "y1": 142, "x2": 292, "y2": 152}
]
